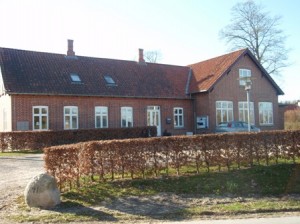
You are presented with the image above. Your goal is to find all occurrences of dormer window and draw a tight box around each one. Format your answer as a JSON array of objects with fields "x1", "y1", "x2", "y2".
[
  {"x1": 104, "y1": 75, "x2": 116, "y2": 86},
  {"x1": 70, "y1": 73, "x2": 81, "y2": 83}
]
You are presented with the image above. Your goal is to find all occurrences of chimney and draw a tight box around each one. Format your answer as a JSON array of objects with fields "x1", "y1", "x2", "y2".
[
  {"x1": 67, "y1": 39, "x2": 75, "y2": 56},
  {"x1": 138, "y1": 48, "x2": 145, "y2": 63}
]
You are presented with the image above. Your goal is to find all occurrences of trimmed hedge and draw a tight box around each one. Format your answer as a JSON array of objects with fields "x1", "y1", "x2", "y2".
[
  {"x1": 44, "y1": 130, "x2": 300, "y2": 190},
  {"x1": 0, "y1": 126, "x2": 157, "y2": 152}
]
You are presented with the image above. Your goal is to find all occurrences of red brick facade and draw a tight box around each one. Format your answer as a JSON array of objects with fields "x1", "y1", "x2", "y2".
[
  {"x1": 0, "y1": 46, "x2": 284, "y2": 135},
  {"x1": 11, "y1": 95, "x2": 193, "y2": 135},
  {"x1": 193, "y1": 54, "x2": 281, "y2": 133}
]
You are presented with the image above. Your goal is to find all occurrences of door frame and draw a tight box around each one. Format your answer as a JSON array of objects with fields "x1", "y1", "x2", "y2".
[{"x1": 147, "y1": 106, "x2": 161, "y2": 136}]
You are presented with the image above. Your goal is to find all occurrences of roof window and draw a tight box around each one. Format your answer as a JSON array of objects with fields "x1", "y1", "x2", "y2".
[
  {"x1": 70, "y1": 73, "x2": 81, "y2": 83},
  {"x1": 104, "y1": 75, "x2": 116, "y2": 86}
]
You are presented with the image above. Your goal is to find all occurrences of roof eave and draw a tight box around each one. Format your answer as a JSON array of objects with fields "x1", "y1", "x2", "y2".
[
  {"x1": 243, "y1": 49, "x2": 285, "y2": 95},
  {"x1": 6, "y1": 92, "x2": 191, "y2": 100},
  {"x1": 208, "y1": 49, "x2": 284, "y2": 96}
]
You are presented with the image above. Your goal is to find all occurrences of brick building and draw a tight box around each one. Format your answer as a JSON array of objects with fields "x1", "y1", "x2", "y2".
[{"x1": 0, "y1": 40, "x2": 284, "y2": 135}]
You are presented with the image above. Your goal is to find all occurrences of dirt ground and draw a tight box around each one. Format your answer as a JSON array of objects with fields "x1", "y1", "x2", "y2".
[
  {"x1": 0, "y1": 154, "x2": 299, "y2": 224},
  {"x1": 0, "y1": 154, "x2": 45, "y2": 211}
]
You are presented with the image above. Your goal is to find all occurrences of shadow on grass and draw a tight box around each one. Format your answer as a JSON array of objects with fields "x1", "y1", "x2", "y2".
[
  {"x1": 100, "y1": 194, "x2": 189, "y2": 221},
  {"x1": 62, "y1": 163, "x2": 300, "y2": 221},
  {"x1": 48, "y1": 200, "x2": 118, "y2": 222}
]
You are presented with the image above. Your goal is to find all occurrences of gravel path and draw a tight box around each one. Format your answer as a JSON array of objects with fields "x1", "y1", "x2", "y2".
[{"x1": 0, "y1": 154, "x2": 45, "y2": 210}]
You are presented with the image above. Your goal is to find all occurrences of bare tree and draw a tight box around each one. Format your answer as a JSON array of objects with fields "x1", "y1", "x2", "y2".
[
  {"x1": 144, "y1": 50, "x2": 162, "y2": 63},
  {"x1": 219, "y1": 0, "x2": 289, "y2": 76}
]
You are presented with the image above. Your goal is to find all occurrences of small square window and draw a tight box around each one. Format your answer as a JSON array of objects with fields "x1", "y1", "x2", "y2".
[
  {"x1": 70, "y1": 73, "x2": 81, "y2": 82},
  {"x1": 104, "y1": 75, "x2": 116, "y2": 85},
  {"x1": 239, "y1": 69, "x2": 251, "y2": 86}
]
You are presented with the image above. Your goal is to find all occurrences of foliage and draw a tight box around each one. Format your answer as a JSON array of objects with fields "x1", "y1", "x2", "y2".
[
  {"x1": 219, "y1": 0, "x2": 289, "y2": 76},
  {"x1": 285, "y1": 109, "x2": 300, "y2": 130},
  {"x1": 44, "y1": 130, "x2": 300, "y2": 190},
  {"x1": 7, "y1": 163, "x2": 300, "y2": 223},
  {"x1": 50, "y1": 163, "x2": 300, "y2": 220},
  {"x1": 0, "y1": 126, "x2": 156, "y2": 152}
]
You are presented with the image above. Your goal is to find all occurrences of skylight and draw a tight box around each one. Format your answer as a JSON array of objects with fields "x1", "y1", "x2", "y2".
[
  {"x1": 104, "y1": 75, "x2": 116, "y2": 85},
  {"x1": 70, "y1": 73, "x2": 81, "y2": 82}
]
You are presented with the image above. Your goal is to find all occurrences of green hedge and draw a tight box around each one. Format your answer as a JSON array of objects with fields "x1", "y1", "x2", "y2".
[
  {"x1": 44, "y1": 130, "x2": 300, "y2": 190},
  {"x1": 0, "y1": 126, "x2": 157, "y2": 152}
]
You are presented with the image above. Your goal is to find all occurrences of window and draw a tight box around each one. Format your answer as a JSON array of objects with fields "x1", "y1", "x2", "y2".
[
  {"x1": 121, "y1": 107, "x2": 133, "y2": 127},
  {"x1": 216, "y1": 101, "x2": 233, "y2": 125},
  {"x1": 259, "y1": 102, "x2": 273, "y2": 125},
  {"x1": 239, "y1": 69, "x2": 251, "y2": 86},
  {"x1": 238, "y1": 102, "x2": 255, "y2": 125},
  {"x1": 64, "y1": 106, "x2": 78, "y2": 129},
  {"x1": 95, "y1": 106, "x2": 108, "y2": 128},
  {"x1": 174, "y1": 107, "x2": 184, "y2": 128},
  {"x1": 104, "y1": 75, "x2": 116, "y2": 86},
  {"x1": 70, "y1": 73, "x2": 81, "y2": 82},
  {"x1": 33, "y1": 106, "x2": 48, "y2": 130}
]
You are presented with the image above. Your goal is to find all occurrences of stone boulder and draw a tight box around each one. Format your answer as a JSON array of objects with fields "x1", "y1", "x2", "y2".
[{"x1": 24, "y1": 173, "x2": 60, "y2": 209}]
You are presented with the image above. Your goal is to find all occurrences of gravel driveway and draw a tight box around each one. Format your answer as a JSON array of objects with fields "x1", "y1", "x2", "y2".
[{"x1": 0, "y1": 154, "x2": 45, "y2": 210}]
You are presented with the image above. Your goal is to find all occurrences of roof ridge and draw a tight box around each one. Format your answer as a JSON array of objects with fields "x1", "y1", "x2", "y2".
[
  {"x1": 188, "y1": 48, "x2": 247, "y2": 66},
  {"x1": 0, "y1": 46, "x2": 64, "y2": 57},
  {"x1": 188, "y1": 48, "x2": 248, "y2": 93},
  {"x1": 0, "y1": 47, "x2": 191, "y2": 68},
  {"x1": 0, "y1": 46, "x2": 191, "y2": 98}
]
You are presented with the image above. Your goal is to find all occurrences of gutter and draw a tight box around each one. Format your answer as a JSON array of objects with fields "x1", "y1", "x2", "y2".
[
  {"x1": 5, "y1": 91, "x2": 192, "y2": 100},
  {"x1": 185, "y1": 68, "x2": 192, "y2": 95}
]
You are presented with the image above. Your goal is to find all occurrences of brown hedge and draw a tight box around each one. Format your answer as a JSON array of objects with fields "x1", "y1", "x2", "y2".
[
  {"x1": 44, "y1": 130, "x2": 300, "y2": 190},
  {"x1": 0, "y1": 126, "x2": 157, "y2": 152}
]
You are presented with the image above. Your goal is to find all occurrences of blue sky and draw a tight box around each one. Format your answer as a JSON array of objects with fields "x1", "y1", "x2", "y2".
[{"x1": 0, "y1": 0, "x2": 299, "y2": 101}]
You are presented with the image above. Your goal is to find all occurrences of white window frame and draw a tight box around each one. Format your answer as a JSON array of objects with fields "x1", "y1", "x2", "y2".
[
  {"x1": 259, "y1": 102, "x2": 273, "y2": 125},
  {"x1": 216, "y1": 101, "x2": 234, "y2": 125},
  {"x1": 239, "y1": 69, "x2": 251, "y2": 86},
  {"x1": 174, "y1": 107, "x2": 184, "y2": 128},
  {"x1": 238, "y1": 102, "x2": 255, "y2": 125},
  {"x1": 104, "y1": 75, "x2": 116, "y2": 85},
  {"x1": 95, "y1": 106, "x2": 108, "y2": 128},
  {"x1": 121, "y1": 107, "x2": 133, "y2": 127},
  {"x1": 33, "y1": 106, "x2": 49, "y2": 130},
  {"x1": 64, "y1": 106, "x2": 78, "y2": 130}
]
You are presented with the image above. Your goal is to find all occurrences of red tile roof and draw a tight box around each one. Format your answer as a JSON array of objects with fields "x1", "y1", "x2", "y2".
[
  {"x1": 0, "y1": 47, "x2": 284, "y2": 98},
  {"x1": 189, "y1": 48, "x2": 284, "y2": 95},
  {"x1": 189, "y1": 49, "x2": 246, "y2": 93},
  {"x1": 0, "y1": 48, "x2": 191, "y2": 99}
]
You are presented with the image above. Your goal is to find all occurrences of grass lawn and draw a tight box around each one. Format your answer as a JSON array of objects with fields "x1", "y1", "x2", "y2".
[
  {"x1": 0, "y1": 150, "x2": 42, "y2": 157},
  {"x1": 8, "y1": 163, "x2": 300, "y2": 223},
  {"x1": 63, "y1": 164, "x2": 300, "y2": 202}
]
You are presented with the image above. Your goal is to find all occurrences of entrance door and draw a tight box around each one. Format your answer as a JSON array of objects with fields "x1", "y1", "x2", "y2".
[{"x1": 147, "y1": 106, "x2": 161, "y2": 136}]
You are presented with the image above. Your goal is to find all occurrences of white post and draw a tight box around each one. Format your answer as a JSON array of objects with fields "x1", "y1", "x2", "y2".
[
  {"x1": 246, "y1": 89, "x2": 251, "y2": 132},
  {"x1": 245, "y1": 78, "x2": 252, "y2": 132}
]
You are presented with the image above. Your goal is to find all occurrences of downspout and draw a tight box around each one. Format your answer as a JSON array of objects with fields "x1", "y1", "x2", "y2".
[
  {"x1": 192, "y1": 93, "x2": 196, "y2": 134},
  {"x1": 185, "y1": 68, "x2": 197, "y2": 134}
]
